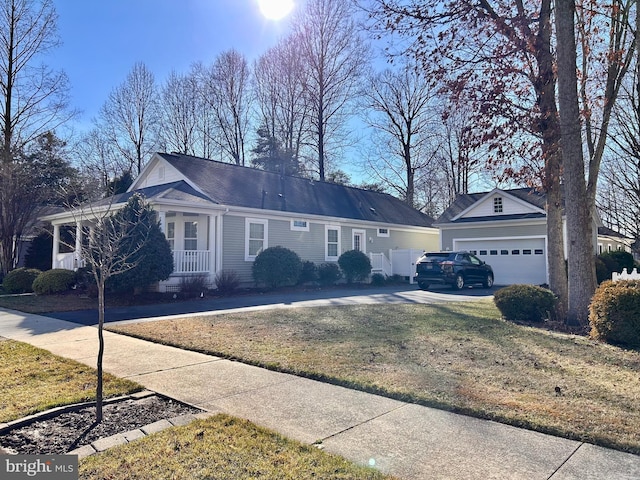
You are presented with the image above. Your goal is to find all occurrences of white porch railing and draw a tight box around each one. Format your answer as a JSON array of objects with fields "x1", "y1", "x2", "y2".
[
  {"x1": 53, "y1": 253, "x2": 84, "y2": 270},
  {"x1": 612, "y1": 268, "x2": 640, "y2": 281},
  {"x1": 369, "y1": 252, "x2": 392, "y2": 277},
  {"x1": 172, "y1": 250, "x2": 211, "y2": 274}
]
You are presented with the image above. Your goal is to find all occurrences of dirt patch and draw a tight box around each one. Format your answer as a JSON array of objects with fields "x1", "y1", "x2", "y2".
[{"x1": 0, "y1": 394, "x2": 201, "y2": 454}]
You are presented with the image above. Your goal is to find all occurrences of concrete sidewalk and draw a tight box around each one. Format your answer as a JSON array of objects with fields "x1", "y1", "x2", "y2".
[{"x1": 1, "y1": 308, "x2": 639, "y2": 479}]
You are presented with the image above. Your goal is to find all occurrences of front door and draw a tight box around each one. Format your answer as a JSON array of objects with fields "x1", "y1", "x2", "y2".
[{"x1": 353, "y1": 230, "x2": 366, "y2": 253}]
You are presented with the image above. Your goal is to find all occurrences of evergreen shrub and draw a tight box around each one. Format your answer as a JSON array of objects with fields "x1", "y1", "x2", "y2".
[
  {"x1": 493, "y1": 284, "x2": 557, "y2": 322},
  {"x1": 252, "y1": 246, "x2": 302, "y2": 289},
  {"x1": 2, "y1": 268, "x2": 42, "y2": 294},
  {"x1": 338, "y1": 250, "x2": 372, "y2": 283},
  {"x1": 32, "y1": 269, "x2": 77, "y2": 294},
  {"x1": 317, "y1": 263, "x2": 341, "y2": 286},
  {"x1": 589, "y1": 280, "x2": 640, "y2": 348}
]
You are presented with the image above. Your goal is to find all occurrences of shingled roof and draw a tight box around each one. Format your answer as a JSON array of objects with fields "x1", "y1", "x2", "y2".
[
  {"x1": 155, "y1": 153, "x2": 435, "y2": 228},
  {"x1": 436, "y1": 187, "x2": 547, "y2": 224}
]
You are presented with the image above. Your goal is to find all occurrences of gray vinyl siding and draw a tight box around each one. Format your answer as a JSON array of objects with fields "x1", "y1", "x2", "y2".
[
  {"x1": 440, "y1": 223, "x2": 547, "y2": 251},
  {"x1": 221, "y1": 215, "x2": 251, "y2": 281},
  {"x1": 221, "y1": 213, "x2": 439, "y2": 284}
]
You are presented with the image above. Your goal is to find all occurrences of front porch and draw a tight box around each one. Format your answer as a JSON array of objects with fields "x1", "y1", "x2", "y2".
[{"x1": 50, "y1": 208, "x2": 224, "y2": 292}]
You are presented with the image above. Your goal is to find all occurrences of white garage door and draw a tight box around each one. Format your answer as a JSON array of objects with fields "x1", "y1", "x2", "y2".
[{"x1": 454, "y1": 238, "x2": 547, "y2": 285}]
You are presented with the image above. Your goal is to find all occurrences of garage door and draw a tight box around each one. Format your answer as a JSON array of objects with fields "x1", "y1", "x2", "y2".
[{"x1": 454, "y1": 238, "x2": 547, "y2": 285}]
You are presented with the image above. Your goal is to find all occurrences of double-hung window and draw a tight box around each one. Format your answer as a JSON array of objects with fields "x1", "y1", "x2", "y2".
[
  {"x1": 184, "y1": 221, "x2": 198, "y2": 250},
  {"x1": 325, "y1": 225, "x2": 340, "y2": 261},
  {"x1": 246, "y1": 218, "x2": 268, "y2": 261}
]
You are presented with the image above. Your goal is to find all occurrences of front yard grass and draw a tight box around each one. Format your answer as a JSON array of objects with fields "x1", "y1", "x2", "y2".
[
  {"x1": 80, "y1": 414, "x2": 390, "y2": 480},
  {"x1": 0, "y1": 339, "x2": 391, "y2": 479},
  {"x1": 110, "y1": 301, "x2": 640, "y2": 455},
  {"x1": 0, "y1": 340, "x2": 141, "y2": 423}
]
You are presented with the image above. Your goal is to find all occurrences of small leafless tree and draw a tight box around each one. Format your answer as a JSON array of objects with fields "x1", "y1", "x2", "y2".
[
  {"x1": 73, "y1": 193, "x2": 156, "y2": 422},
  {"x1": 97, "y1": 62, "x2": 159, "y2": 175}
]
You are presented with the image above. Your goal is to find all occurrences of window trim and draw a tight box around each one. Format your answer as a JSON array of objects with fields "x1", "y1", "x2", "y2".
[
  {"x1": 245, "y1": 218, "x2": 268, "y2": 261},
  {"x1": 493, "y1": 196, "x2": 503, "y2": 213},
  {"x1": 290, "y1": 219, "x2": 309, "y2": 232},
  {"x1": 352, "y1": 229, "x2": 366, "y2": 254},
  {"x1": 377, "y1": 227, "x2": 390, "y2": 238},
  {"x1": 325, "y1": 225, "x2": 341, "y2": 261},
  {"x1": 184, "y1": 220, "x2": 198, "y2": 251}
]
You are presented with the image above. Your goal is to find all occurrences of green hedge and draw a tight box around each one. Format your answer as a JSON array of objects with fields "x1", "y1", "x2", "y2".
[
  {"x1": 589, "y1": 280, "x2": 640, "y2": 348},
  {"x1": 32, "y1": 269, "x2": 77, "y2": 295},
  {"x1": 493, "y1": 284, "x2": 557, "y2": 322},
  {"x1": 317, "y1": 263, "x2": 341, "y2": 286},
  {"x1": 338, "y1": 250, "x2": 372, "y2": 283},
  {"x1": 252, "y1": 246, "x2": 302, "y2": 289},
  {"x1": 2, "y1": 268, "x2": 42, "y2": 294}
]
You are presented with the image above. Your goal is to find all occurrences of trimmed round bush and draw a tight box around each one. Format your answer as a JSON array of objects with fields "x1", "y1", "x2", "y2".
[
  {"x1": 338, "y1": 250, "x2": 372, "y2": 283},
  {"x1": 317, "y1": 263, "x2": 341, "y2": 286},
  {"x1": 32, "y1": 269, "x2": 77, "y2": 295},
  {"x1": 2, "y1": 268, "x2": 42, "y2": 294},
  {"x1": 252, "y1": 246, "x2": 302, "y2": 289},
  {"x1": 370, "y1": 273, "x2": 386, "y2": 286},
  {"x1": 589, "y1": 280, "x2": 640, "y2": 348},
  {"x1": 298, "y1": 261, "x2": 317, "y2": 285},
  {"x1": 493, "y1": 284, "x2": 557, "y2": 322}
]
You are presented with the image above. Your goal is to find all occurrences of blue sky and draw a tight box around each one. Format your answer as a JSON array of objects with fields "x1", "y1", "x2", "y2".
[{"x1": 52, "y1": 0, "x2": 298, "y2": 130}]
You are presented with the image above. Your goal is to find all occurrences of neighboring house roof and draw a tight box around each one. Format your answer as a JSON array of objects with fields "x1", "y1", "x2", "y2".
[
  {"x1": 149, "y1": 153, "x2": 435, "y2": 227},
  {"x1": 597, "y1": 226, "x2": 633, "y2": 240},
  {"x1": 437, "y1": 187, "x2": 547, "y2": 224}
]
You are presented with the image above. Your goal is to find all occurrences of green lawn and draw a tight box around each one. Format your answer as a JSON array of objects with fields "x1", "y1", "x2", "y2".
[{"x1": 109, "y1": 301, "x2": 640, "y2": 454}]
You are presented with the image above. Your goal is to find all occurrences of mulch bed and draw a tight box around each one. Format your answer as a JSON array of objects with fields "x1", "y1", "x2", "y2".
[{"x1": 0, "y1": 395, "x2": 201, "y2": 455}]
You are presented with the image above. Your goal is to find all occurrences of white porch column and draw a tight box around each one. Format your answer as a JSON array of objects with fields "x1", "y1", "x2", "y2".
[
  {"x1": 208, "y1": 214, "x2": 216, "y2": 281},
  {"x1": 158, "y1": 211, "x2": 166, "y2": 234},
  {"x1": 215, "y1": 214, "x2": 224, "y2": 274},
  {"x1": 52, "y1": 224, "x2": 60, "y2": 269},
  {"x1": 74, "y1": 222, "x2": 82, "y2": 269}
]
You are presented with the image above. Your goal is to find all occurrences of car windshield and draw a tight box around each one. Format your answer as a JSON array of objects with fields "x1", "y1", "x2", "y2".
[{"x1": 423, "y1": 253, "x2": 451, "y2": 262}]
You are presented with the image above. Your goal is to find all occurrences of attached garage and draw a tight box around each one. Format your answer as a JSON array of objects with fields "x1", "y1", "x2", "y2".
[{"x1": 454, "y1": 237, "x2": 548, "y2": 285}]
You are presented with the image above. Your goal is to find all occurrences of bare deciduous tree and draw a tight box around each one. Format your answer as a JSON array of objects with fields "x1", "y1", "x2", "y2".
[
  {"x1": 361, "y1": 65, "x2": 441, "y2": 207},
  {"x1": 0, "y1": 0, "x2": 74, "y2": 276},
  {"x1": 97, "y1": 62, "x2": 159, "y2": 175},
  {"x1": 253, "y1": 35, "x2": 310, "y2": 172},
  {"x1": 158, "y1": 70, "x2": 200, "y2": 156},
  {"x1": 201, "y1": 50, "x2": 251, "y2": 166},
  {"x1": 293, "y1": 0, "x2": 370, "y2": 180}
]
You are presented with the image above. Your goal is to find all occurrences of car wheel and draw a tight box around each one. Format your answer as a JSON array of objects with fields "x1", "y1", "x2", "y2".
[
  {"x1": 418, "y1": 282, "x2": 429, "y2": 290},
  {"x1": 483, "y1": 274, "x2": 494, "y2": 288},
  {"x1": 453, "y1": 274, "x2": 464, "y2": 290}
]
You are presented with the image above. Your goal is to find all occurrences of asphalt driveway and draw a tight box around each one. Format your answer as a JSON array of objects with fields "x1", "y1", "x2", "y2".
[{"x1": 47, "y1": 283, "x2": 499, "y2": 325}]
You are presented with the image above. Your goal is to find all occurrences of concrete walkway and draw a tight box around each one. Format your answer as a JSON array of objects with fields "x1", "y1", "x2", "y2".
[{"x1": 1, "y1": 308, "x2": 639, "y2": 479}]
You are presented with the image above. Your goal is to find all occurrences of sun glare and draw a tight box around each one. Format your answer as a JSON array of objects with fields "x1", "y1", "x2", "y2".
[{"x1": 257, "y1": 0, "x2": 294, "y2": 20}]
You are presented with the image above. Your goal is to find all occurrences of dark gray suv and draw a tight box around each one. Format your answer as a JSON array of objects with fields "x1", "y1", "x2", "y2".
[{"x1": 415, "y1": 251, "x2": 494, "y2": 290}]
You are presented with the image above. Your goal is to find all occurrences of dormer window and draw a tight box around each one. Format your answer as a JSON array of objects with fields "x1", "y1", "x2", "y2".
[{"x1": 493, "y1": 197, "x2": 503, "y2": 213}]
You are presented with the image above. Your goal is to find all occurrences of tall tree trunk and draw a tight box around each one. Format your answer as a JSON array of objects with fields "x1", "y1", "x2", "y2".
[
  {"x1": 555, "y1": 0, "x2": 597, "y2": 326},
  {"x1": 537, "y1": 0, "x2": 568, "y2": 319}
]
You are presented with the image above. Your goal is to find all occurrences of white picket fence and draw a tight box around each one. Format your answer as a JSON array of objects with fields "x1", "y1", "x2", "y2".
[{"x1": 612, "y1": 268, "x2": 640, "y2": 281}]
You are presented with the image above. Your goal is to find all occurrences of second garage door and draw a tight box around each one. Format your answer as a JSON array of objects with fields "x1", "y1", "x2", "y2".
[{"x1": 454, "y1": 238, "x2": 547, "y2": 285}]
